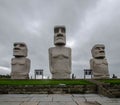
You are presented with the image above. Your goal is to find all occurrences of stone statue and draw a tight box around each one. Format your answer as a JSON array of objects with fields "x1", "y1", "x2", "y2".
[
  {"x1": 11, "y1": 42, "x2": 30, "y2": 79},
  {"x1": 49, "y1": 26, "x2": 72, "y2": 79},
  {"x1": 90, "y1": 44, "x2": 110, "y2": 79}
]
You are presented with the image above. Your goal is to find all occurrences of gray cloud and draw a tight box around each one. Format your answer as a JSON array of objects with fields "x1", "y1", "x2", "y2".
[{"x1": 0, "y1": 0, "x2": 120, "y2": 78}]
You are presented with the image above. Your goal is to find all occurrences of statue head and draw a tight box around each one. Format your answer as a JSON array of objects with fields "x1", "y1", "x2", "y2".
[
  {"x1": 13, "y1": 42, "x2": 28, "y2": 57},
  {"x1": 91, "y1": 44, "x2": 105, "y2": 58},
  {"x1": 54, "y1": 26, "x2": 66, "y2": 45}
]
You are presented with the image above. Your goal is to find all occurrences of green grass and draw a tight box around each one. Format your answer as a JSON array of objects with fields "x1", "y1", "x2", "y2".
[
  {"x1": 0, "y1": 79, "x2": 93, "y2": 85},
  {"x1": 100, "y1": 79, "x2": 120, "y2": 85}
]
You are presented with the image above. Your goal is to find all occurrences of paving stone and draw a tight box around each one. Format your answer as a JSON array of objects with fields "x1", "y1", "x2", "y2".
[
  {"x1": 97, "y1": 100, "x2": 120, "y2": 105},
  {"x1": 73, "y1": 97, "x2": 85, "y2": 102},
  {"x1": 96, "y1": 97, "x2": 120, "y2": 105},
  {"x1": 74, "y1": 101, "x2": 88, "y2": 105},
  {"x1": 0, "y1": 97, "x2": 30, "y2": 102},
  {"x1": 2, "y1": 94, "x2": 30, "y2": 98},
  {"x1": 29, "y1": 97, "x2": 52, "y2": 101},
  {"x1": 85, "y1": 97, "x2": 101, "y2": 102},
  {"x1": 29, "y1": 94, "x2": 48, "y2": 97},
  {"x1": 0, "y1": 102, "x2": 22, "y2": 105},
  {"x1": 53, "y1": 96, "x2": 73, "y2": 102},
  {"x1": 83, "y1": 94, "x2": 101, "y2": 97},
  {"x1": 21, "y1": 102, "x2": 39, "y2": 105},
  {"x1": 52, "y1": 94, "x2": 73, "y2": 102},
  {"x1": 0, "y1": 94, "x2": 120, "y2": 105},
  {"x1": 39, "y1": 102, "x2": 61, "y2": 105},
  {"x1": 73, "y1": 94, "x2": 86, "y2": 97},
  {"x1": 98, "y1": 102, "x2": 120, "y2": 105},
  {"x1": 76, "y1": 101, "x2": 101, "y2": 105},
  {"x1": 59, "y1": 102, "x2": 77, "y2": 105},
  {"x1": 49, "y1": 94, "x2": 72, "y2": 97},
  {"x1": 39, "y1": 102, "x2": 77, "y2": 105}
]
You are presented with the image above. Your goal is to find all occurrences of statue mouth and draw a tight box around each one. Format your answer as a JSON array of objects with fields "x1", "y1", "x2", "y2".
[
  {"x1": 99, "y1": 51, "x2": 104, "y2": 53},
  {"x1": 56, "y1": 37, "x2": 64, "y2": 40}
]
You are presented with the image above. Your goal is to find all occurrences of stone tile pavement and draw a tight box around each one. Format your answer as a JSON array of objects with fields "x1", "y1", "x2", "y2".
[{"x1": 0, "y1": 94, "x2": 120, "y2": 105}]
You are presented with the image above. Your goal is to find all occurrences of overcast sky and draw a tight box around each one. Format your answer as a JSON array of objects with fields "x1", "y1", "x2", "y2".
[{"x1": 0, "y1": 0, "x2": 120, "y2": 79}]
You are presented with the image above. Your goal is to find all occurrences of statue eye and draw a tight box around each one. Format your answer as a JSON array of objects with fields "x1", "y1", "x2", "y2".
[
  {"x1": 20, "y1": 44, "x2": 25, "y2": 47},
  {"x1": 14, "y1": 44, "x2": 17, "y2": 47},
  {"x1": 95, "y1": 47, "x2": 99, "y2": 50},
  {"x1": 54, "y1": 28, "x2": 59, "y2": 33},
  {"x1": 61, "y1": 28, "x2": 65, "y2": 33},
  {"x1": 102, "y1": 47, "x2": 105, "y2": 49},
  {"x1": 14, "y1": 43, "x2": 19, "y2": 47}
]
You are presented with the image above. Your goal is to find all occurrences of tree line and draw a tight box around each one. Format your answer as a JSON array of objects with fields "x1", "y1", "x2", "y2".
[{"x1": 0, "y1": 74, "x2": 11, "y2": 79}]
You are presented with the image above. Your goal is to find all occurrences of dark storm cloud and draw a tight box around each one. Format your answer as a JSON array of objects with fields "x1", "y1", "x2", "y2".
[{"x1": 0, "y1": 0, "x2": 120, "y2": 78}]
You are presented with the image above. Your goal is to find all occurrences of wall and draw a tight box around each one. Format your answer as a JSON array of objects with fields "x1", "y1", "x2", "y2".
[{"x1": 0, "y1": 85, "x2": 97, "y2": 94}]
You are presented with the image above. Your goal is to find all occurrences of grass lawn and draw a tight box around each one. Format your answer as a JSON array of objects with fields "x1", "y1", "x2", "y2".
[
  {"x1": 100, "y1": 79, "x2": 120, "y2": 85},
  {"x1": 0, "y1": 79, "x2": 93, "y2": 85}
]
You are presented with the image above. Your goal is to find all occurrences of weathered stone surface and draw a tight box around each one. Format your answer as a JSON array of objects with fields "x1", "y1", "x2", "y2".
[
  {"x1": 13, "y1": 42, "x2": 28, "y2": 57},
  {"x1": 0, "y1": 85, "x2": 97, "y2": 94},
  {"x1": 29, "y1": 97, "x2": 52, "y2": 102},
  {"x1": 54, "y1": 26, "x2": 66, "y2": 46},
  {"x1": 0, "y1": 94, "x2": 120, "y2": 105},
  {"x1": 49, "y1": 26, "x2": 71, "y2": 79},
  {"x1": 11, "y1": 42, "x2": 31, "y2": 79},
  {"x1": 52, "y1": 95, "x2": 73, "y2": 102},
  {"x1": 11, "y1": 57, "x2": 30, "y2": 79},
  {"x1": 49, "y1": 46, "x2": 71, "y2": 79},
  {"x1": 76, "y1": 101, "x2": 101, "y2": 105},
  {"x1": 21, "y1": 102, "x2": 39, "y2": 105},
  {"x1": 0, "y1": 102, "x2": 22, "y2": 105},
  {"x1": 90, "y1": 44, "x2": 109, "y2": 79},
  {"x1": 39, "y1": 102, "x2": 77, "y2": 105}
]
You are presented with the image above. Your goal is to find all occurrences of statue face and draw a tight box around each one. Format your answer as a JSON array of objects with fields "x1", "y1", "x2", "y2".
[
  {"x1": 54, "y1": 26, "x2": 66, "y2": 45},
  {"x1": 91, "y1": 44, "x2": 105, "y2": 58},
  {"x1": 13, "y1": 42, "x2": 27, "y2": 57}
]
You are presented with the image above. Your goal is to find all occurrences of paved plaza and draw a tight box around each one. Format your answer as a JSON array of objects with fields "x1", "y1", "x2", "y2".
[{"x1": 0, "y1": 94, "x2": 120, "y2": 105}]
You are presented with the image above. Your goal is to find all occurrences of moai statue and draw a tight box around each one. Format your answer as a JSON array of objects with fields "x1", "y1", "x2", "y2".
[
  {"x1": 90, "y1": 44, "x2": 110, "y2": 79},
  {"x1": 49, "y1": 26, "x2": 72, "y2": 79},
  {"x1": 11, "y1": 42, "x2": 30, "y2": 79}
]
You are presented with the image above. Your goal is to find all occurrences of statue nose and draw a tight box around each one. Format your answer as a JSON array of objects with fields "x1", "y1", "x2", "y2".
[
  {"x1": 57, "y1": 34, "x2": 63, "y2": 37},
  {"x1": 14, "y1": 48, "x2": 20, "y2": 50},
  {"x1": 100, "y1": 48, "x2": 104, "y2": 51},
  {"x1": 16, "y1": 45, "x2": 20, "y2": 47},
  {"x1": 99, "y1": 48, "x2": 104, "y2": 53}
]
